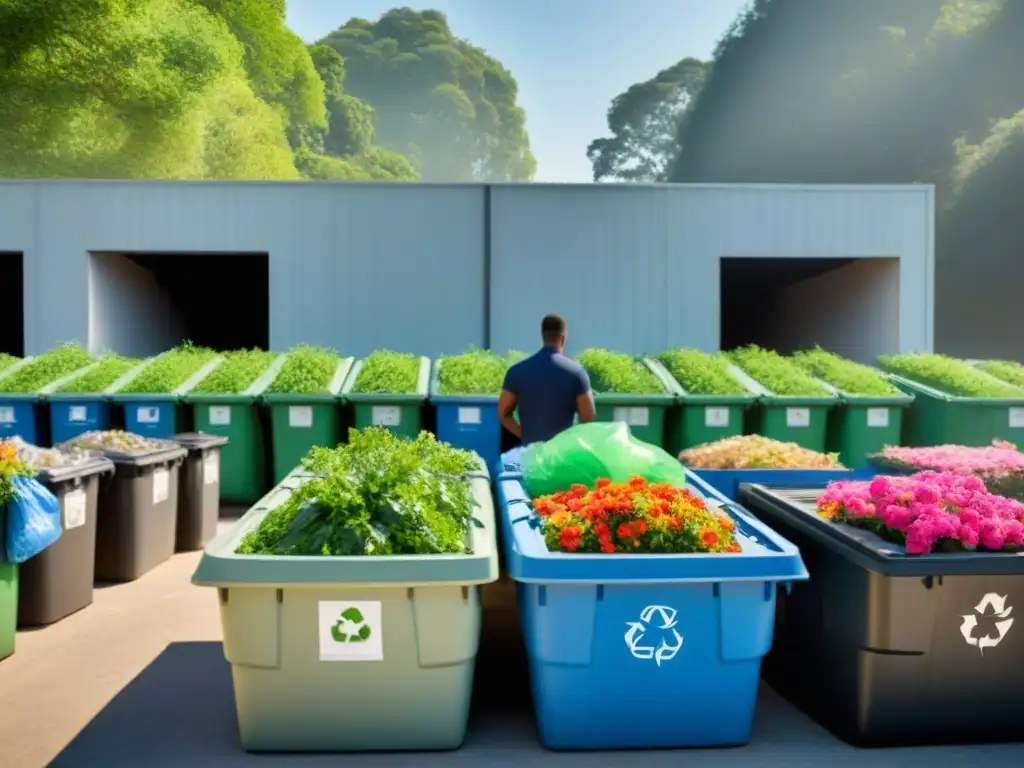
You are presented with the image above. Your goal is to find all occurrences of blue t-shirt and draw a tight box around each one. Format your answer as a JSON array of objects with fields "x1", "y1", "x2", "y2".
[{"x1": 502, "y1": 347, "x2": 591, "y2": 445}]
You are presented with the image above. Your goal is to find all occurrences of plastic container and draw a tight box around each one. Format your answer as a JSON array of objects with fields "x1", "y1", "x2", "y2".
[
  {"x1": 740, "y1": 482, "x2": 1024, "y2": 747},
  {"x1": 728, "y1": 363, "x2": 836, "y2": 451},
  {"x1": 496, "y1": 468, "x2": 807, "y2": 751},
  {"x1": 342, "y1": 356, "x2": 430, "y2": 440},
  {"x1": 429, "y1": 359, "x2": 503, "y2": 473},
  {"x1": 172, "y1": 433, "x2": 229, "y2": 552},
  {"x1": 17, "y1": 457, "x2": 114, "y2": 626},
  {"x1": 94, "y1": 443, "x2": 188, "y2": 582},
  {"x1": 111, "y1": 355, "x2": 223, "y2": 440},
  {"x1": 42, "y1": 359, "x2": 149, "y2": 444},
  {"x1": 822, "y1": 377, "x2": 913, "y2": 468},
  {"x1": 266, "y1": 356, "x2": 353, "y2": 484},
  {"x1": 0, "y1": 508, "x2": 15, "y2": 660},
  {"x1": 590, "y1": 358, "x2": 677, "y2": 449},
  {"x1": 655, "y1": 358, "x2": 757, "y2": 455},
  {"x1": 0, "y1": 357, "x2": 45, "y2": 444},
  {"x1": 191, "y1": 457, "x2": 498, "y2": 753},
  {"x1": 685, "y1": 467, "x2": 874, "y2": 503},
  {"x1": 187, "y1": 356, "x2": 285, "y2": 504}
]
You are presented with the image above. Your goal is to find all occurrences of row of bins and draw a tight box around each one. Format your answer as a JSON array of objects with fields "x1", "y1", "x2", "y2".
[{"x1": 1, "y1": 433, "x2": 227, "y2": 661}]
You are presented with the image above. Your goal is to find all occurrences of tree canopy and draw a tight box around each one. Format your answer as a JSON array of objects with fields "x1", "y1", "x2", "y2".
[
  {"x1": 587, "y1": 57, "x2": 707, "y2": 182},
  {"x1": 319, "y1": 8, "x2": 536, "y2": 182}
]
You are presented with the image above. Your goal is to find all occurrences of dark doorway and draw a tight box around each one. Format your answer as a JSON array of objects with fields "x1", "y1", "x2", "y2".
[{"x1": 0, "y1": 252, "x2": 24, "y2": 356}]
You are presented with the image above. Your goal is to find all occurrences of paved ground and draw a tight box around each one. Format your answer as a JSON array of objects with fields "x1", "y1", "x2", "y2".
[{"x1": 2, "y1": 512, "x2": 1024, "y2": 767}]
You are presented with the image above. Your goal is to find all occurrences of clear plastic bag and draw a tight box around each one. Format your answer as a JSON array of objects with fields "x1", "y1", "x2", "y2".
[
  {"x1": 521, "y1": 421, "x2": 687, "y2": 497},
  {"x1": 5, "y1": 475, "x2": 61, "y2": 563}
]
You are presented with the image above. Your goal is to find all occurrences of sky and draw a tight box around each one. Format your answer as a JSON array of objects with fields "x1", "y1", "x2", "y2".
[{"x1": 286, "y1": 0, "x2": 749, "y2": 182}]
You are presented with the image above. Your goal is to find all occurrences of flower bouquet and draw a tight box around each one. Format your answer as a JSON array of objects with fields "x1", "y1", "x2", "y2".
[
  {"x1": 532, "y1": 476, "x2": 741, "y2": 554},
  {"x1": 680, "y1": 434, "x2": 843, "y2": 470},
  {"x1": 817, "y1": 472, "x2": 1024, "y2": 554},
  {"x1": 868, "y1": 441, "x2": 1024, "y2": 501},
  {"x1": 0, "y1": 439, "x2": 31, "y2": 508}
]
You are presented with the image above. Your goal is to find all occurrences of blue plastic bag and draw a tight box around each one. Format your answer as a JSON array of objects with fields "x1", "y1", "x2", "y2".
[{"x1": 5, "y1": 475, "x2": 61, "y2": 564}]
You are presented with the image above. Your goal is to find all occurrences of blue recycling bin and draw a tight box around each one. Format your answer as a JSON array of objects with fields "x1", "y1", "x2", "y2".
[
  {"x1": 118, "y1": 397, "x2": 181, "y2": 440},
  {"x1": 0, "y1": 395, "x2": 44, "y2": 445},
  {"x1": 496, "y1": 468, "x2": 807, "y2": 750},
  {"x1": 428, "y1": 360, "x2": 502, "y2": 473},
  {"x1": 48, "y1": 396, "x2": 112, "y2": 444},
  {"x1": 686, "y1": 467, "x2": 877, "y2": 502}
]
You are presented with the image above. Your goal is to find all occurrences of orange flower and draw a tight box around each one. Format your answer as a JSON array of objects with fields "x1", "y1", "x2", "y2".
[{"x1": 700, "y1": 528, "x2": 719, "y2": 548}]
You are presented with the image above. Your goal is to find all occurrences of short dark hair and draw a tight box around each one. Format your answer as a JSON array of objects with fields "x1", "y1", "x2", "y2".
[{"x1": 541, "y1": 314, "x2": 566, "y2": 343}]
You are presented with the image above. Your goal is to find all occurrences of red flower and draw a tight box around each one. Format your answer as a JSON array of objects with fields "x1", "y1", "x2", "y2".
[
  {"x1": 559, "y1": 526, "x2": 582, "y2": 552},
  {"x1": 633, "y1": 519, "x2": 648, "y2": 536},
  {"x1": 595, "y1": 478, "x2": 611, "y2": 489},
  {"x1": 726, "y1": 544, "x2": 741, "y2": 553},
  {"x1": 700, "y1": 528, "x2": 719, "y2": 548},
  {"x1": 616, "y1": 522, "x2": 633, "y2": 539},
  {"x1": 600, "y1": 540, "x2": 616, "y2": 553}
]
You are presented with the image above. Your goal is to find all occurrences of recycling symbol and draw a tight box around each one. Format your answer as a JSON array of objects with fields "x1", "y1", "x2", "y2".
[
  {"x1": 959, "y1": 593, "x2": 1014, "y2": 654},
  {"x1": 330, "y1": 606, "x2": 372, "y2": 643},
  {"x1": 624, "y1": 605, "x2": 683, "y2": 666}
]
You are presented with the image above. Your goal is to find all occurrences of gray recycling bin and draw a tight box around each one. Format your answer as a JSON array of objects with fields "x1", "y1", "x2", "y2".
[
  {"x1": 94, "y1": 443, "x2": 188, "y2": 582},
  {"x1": 18, "y1": 457, "x2": 114, "y2": 627},
  {"x1": 172, "y1": 432, "x2": 228, "y2": 551}
]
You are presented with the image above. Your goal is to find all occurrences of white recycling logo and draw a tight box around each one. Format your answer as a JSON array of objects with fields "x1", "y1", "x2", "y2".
[
  {"x1": 959, "y1": 593, "x2": 1014, "y2": 654},
  {"x1": 624, "y1": 605, "x2": 683, "y2": 666}
]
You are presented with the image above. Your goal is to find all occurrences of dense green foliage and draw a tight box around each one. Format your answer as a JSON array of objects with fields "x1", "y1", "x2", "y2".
[
  {"x1": 727, "y1": 345, "x2": 831, "y2": 396},
  {"x1": 879, "y1": 352, "x2": 1024, "y2": 398},
  {"x1": 655, "y1": 348, "x2": 747, "y2": 395},
  {"x1": 192, "y1": 349, "x2": 276, "y2": 395},
  {"x1": 977, "y1": 359, "x2": 1024, "y2": 389},
  {"x1": 351, "y1": 350, "x2": 421, "y2": 395},
  {"x1": 575, "y1": 348, "x2": 663, "y2": 394},
  {"x1": 237, "y1": 428, "x2": 478, "y2": 556},
  {"x1": 117, "y1": 343, "x2": 217, "y2": 394},
  {"x1": 437, "y1": 349, "x2": 522, "y2": 395},
  {"x1": 58, "y1": 354, "x2": 139, "y2": 394},
  {"x1": 0, "y1": 343, "x2": 92, "y2": 394},
  {"x1": 265, "y1": 345, "x2": 340, "y2": 395},
  {"x1": 791, "y1": 347, "x2": 900, "y2": 396},
  {"x1": 320, "y1": 8, "x2": 535, "y2": 181},
  {"x1": 0, "y1": 354, "x2": 18, "y2": 374}
]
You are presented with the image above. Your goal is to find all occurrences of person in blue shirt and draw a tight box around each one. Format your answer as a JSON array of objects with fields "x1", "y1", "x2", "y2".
[{"x1": 498, "y1": 314, "x2": 596, "y2": 446}]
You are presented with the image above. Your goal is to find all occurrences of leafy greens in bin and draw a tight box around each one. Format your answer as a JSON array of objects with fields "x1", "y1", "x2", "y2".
[
  {"x1": 0, "y1": 342, "x2": 92, "y2": 393},
  {"x1": 237, "y1": 428, "x2": 480, "y2": 556}
]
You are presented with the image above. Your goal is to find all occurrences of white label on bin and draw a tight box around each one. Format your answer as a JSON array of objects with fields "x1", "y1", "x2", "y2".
[
  {"x1": 959, "y1": 593, "x2": 1014, "y2": 653},
  {"x1": 613, "y1": 407, "x2": 650, "y2": 427},
  {"x1": 203, "y1": 452, "x2": 219, "y2": 485},
  {"x1": 152, "y1": 468, "x2": 169, "y2": 504},
  {"x1": 625, "y1": 605, "x2": 682, "y2": 666},
  {"x1": 1010, "y1": 408, "x2": 1024, "y2": 429},
  {"x1": 318, "y1": 600, "x2": 383, "y2": 662},
  {"x1": 68, "y1": 405, "x2": 88, "y2": 423},
  {"x1": 209, "y1": 405, "x2": 231, "y2": 426},
  {"x1": 0, "y1": 406, "x2": 14, "y2": 424},
  {"x1": 458, "y1": 406, "x2": 481, "y2": 425},
  {"x1": 867, "y1": 407, "x2": 890, "y2": 428},
  {"x1": 289, "y1": 405, "x2": 313, "y2": 428},
  {"x1": 137, "y1": 406, "x2": 160, "y2": 424},
  {"x1": 64, "y1": 489, "x2": 87, "y2": 530},
  {"x1": 786, "y1": 407, "x2": 810, "y2": 428},
  {"x1": 371, "y1": 405, "x2": 401, "y2": 427},
  {"x1": 704, "y1": 406, "x2": 730, "y2": 428}
]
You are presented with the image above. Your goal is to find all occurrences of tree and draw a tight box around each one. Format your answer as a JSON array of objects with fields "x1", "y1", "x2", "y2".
[
  {"x1": 319, "y1": 8, "x2": 536, "y2": 182},
  {"x1": 587, "y1": 58, "x2": 707, "y2": 182}
]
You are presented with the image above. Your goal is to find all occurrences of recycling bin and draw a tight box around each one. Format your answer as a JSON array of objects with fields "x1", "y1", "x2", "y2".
[
  {"x1": 0, "y1": 507, "x2": 16, "y2": 660},
  {"x1": 0, "y1": 357, "x2": 44, "y2": 445},
  {"x1": 685, "y1": 467, "x2": 875, "y2": 503},
  {"x1": 191, "y1": 456, "x2": 498, "y2": 752},
  {"x1": 111, "y1": 357, "x2": 223, "y2": 441},
  {"x1": 17, "y1": 457, "x2": 113, "y2": 626},
  {"x1": 41, "y1": 359, "x2": 129, "y2": 445},
  {"x1": 496, "y1": 469, "x2": 807, "y2": 750},
  {"x1": 589, "y1": 359, "x2": 676, "y2": 450},
  {"x1": 94, "y1": 443, "x2": 188, "y2": 582},
  {"x1": 342, "y1": 356, "x2": 429, "y2": 440},
  {"x1": 266, "y1": 357, "x2": 353, "y2": 484},
  {"x1": 172, "y1": 433, "x2": 229, "y2": 552},
  {"x1": 826, "y1": 387, "x2": 914, "y2": 468},
  {"x1": 740, "y1": 482, "x2": 1024, "y2": 746},
  {"x1": 430, "y1": 359, "x2": 503, "y2": 473},
  {"x1": 727, "y1": 364, "x2": 836, "y2": 451}
]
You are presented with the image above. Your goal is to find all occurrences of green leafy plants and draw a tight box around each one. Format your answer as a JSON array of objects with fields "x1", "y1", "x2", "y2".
[
  {"x1": 192, "y1": 349, "x2": 277, "y2": 395},
  {"x1": 0, "y1": 354, "x2": 18, "y2": 374},
  {"x1": 265, "y1": 345, "x2": 340, "y2": 395},
  {"x1": 236, "y1": 428, "x2": 479, "y2": 556},
  {"x1": 117, "y1": 342, "x2": 217, "y2": 394},
  {"x1": 437, "y1": 348, "x2": 521, "y2": 395},
  {"x1": 576, "y1": 348, "x2": 663, "y2": 394},
  {"x1": 655, "y1": 348, "x2": 746, "y2": 395},
  {"x1": 0, "y1": 342, "x2": 92, "y2": 394},
  {"x1": 352, "y1": 350, "x2": 421, "y2": 394},
  {"x1": 726, "y1": 345, "x2": 830, "y2": 396},
  {"x1": 791, "y1": 346, "x2": 900, "y2": 396},
  {"x1": 879, "y1": 353, "x2": 1024, "y2": 398},
  {"x1": 58, "y1": 353, "x2": 139, "y2": 394},
  {"x1": 976, "y1": 359, "x2": 1024, "y2": 390}
]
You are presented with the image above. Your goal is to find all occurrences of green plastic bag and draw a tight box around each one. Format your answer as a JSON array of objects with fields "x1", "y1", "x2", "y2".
[{"x1": 521, "y1": 422, "x2": 687, "y2": 497}]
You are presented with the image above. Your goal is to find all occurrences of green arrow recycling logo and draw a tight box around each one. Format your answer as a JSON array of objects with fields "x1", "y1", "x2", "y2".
[
  {"x1": 318, "y1": 600, "x2": 383, "y2": 661},
  {"x1": 331, "y1": 606, "x2": 372, "y2": 643}
]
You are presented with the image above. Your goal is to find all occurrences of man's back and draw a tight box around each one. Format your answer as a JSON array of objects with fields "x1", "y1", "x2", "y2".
[{"x1": 503, "y1": 347, "x2": 590, "y2": 445}]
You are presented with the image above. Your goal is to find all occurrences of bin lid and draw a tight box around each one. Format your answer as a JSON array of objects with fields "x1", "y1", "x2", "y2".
[
  {"x1": 34, "y1": 456, "x2": 114, "y2": 485},
  {"x1": 102, "y1": 444, "x2": 189, "y2": 467},
  {"x1": 172, "y1": 432, "x2": 229, "y2": 450}
]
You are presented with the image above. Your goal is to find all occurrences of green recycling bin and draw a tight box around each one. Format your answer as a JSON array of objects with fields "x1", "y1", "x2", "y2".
[
  {"x1": 589, "y1": 358, "x2": 676, "y2": 449},
  {"x1": 266, "y1": 356, "x2": 353, "y2": 484},
  {"x1": 342, "y1": 356, "x2": 430, "y2": 440},
  {"x1": 187, "y1": 356, "x2": 286, "y2": 504},
  {"x1": 728, "y1": 363, "x2": 836, "y2": 452},
  {"x1": 825, "y1": 384, "x2": 914, "y2": 468}
]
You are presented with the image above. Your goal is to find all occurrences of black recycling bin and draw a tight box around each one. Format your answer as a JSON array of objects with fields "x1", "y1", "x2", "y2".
[
  {"x1": 18, "y1": 457, "x2": 114, "y2": 627},
  {"x1": 171, "y1": 432, "x2": 228, "y2": 551},
  {"x1": 95, "y1": 444, "x2": 188, "y2": 582},
  {"x1": 740, "y1": 483, "x2": 1024, "y2": 747}
]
